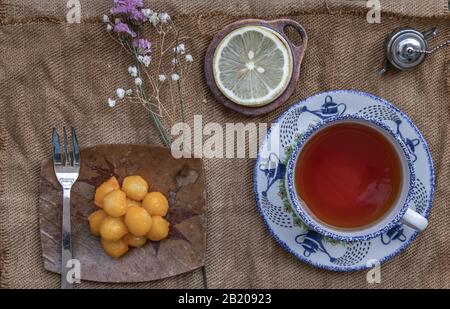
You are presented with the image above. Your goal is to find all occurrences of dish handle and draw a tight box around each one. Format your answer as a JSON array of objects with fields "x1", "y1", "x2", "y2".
[{"x1": 268, "y1": 19, "x2": 308, "y2": 61}]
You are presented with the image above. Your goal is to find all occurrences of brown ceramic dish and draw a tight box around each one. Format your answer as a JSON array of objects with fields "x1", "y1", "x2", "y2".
[
  {"x1": 204, "y1": 19, "x2": 308, "y2": 117},
  {"x1": 38, "y1": 144, "x2": 206, "y2": 283}
]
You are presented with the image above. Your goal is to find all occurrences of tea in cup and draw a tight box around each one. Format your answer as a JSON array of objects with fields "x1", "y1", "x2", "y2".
[{"x1": 285, "y1": 114, "x2": 428, "y2": 241}]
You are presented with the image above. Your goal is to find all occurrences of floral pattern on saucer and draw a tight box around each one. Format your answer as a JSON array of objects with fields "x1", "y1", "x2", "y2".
[{"x1": 254, "y1": 90, "x2": 434, "y2": 271}]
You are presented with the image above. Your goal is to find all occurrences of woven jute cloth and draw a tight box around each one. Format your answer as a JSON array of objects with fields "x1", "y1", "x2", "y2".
[{"x1": 0, "y1": 0, "x2": 449, "y2": 288}]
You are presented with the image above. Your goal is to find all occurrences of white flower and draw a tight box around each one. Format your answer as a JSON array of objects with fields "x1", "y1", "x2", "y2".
[
  {"x1": 108, "y1": 98, "x2": 116, "y2": 108},
  {"x1": 126, "y1": 89, "x2": 133, "y2": 95},
  {"x1": 106, "y1": 24, "x2": 113, "y2": 32},
  {"x1": 171, "y1": 58, "x2": 178, "y2": 65},
  {"x1": 158, "y1": 12, "x2": 170, "y2": 23},
  {"x1": 135, "y1": 77, "x2": 142, "y2": 86},
  {"x1": 158, "y1": 74, "x2": 166, "y2": 82},
  {"x1": 143, "y1": 56, "x2": 151, "y2": 67},
  {"x1": 128, "y1": 66, "x2": 138, "y2": 77},
  {"x1": 102, "y1": 14, "x2": 109, "y2": 23},
  {"x1": 175, "y1": 43, "x2": 185, "y2": 54},
  {"x1": 185, "y1": 54, "x2": 193, "y2": 63},
  {"x1": 141, "y1": 8, "x2": 154, "y2": 18},
  {"x1": 148, "y1": 13, "x2": 159, "y2": 26},
  {"x1": 136, "y1": 55, "x2": 151, "y2": 67},
  {"x1": 116, "y1": 88, "x2": 125, "y2": 99},
  {"x1": 171, "y1": 73, "x2": 180, "y2": 81}
]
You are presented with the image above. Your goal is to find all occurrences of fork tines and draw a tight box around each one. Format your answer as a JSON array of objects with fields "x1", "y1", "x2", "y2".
[{"x1": 52, "y1": 127, "x2": 80, "y2": 167}]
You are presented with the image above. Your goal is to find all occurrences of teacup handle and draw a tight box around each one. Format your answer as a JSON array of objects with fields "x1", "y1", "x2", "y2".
[
  {"x1": 268, "y1": 19, "x2": 308, "y2": 60},
  {"x1": 401, "y1": 208, "x2": 428, "y2": 232}
]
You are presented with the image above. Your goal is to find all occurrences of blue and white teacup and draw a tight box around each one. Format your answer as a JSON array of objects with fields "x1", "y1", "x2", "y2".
[{"x1": 285, "y1": 114, "x2": 428, "y2": 242}]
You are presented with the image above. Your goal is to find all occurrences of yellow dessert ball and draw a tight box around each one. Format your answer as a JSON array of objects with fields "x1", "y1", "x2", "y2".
[
  {"x1": 146, "y1": 216, "x2": 170, "y2": 241},
  {"x1": 124, "y1": 206, "x2": 153, "y2": 236},
  {"x1": 101, "y1": 238, "x2": 129, "y2": 258},
  {"x1": 94, "y1": 176, "x2": 120, "y2": 207},
  {"x1": 142, "y1": 192, "x2": 169, "y2": 216},
  {"x1": 88, "y1": 209, "x2": 108, "y2": 236},
  {"x1": 122, "y1": 175, "x2": 149, "y2": 201},
  {"x1": 100, "y1": 216, "x2": 128, "y2": 241},
  {"x1": 103, "y1": 189, "x2": 127, "y2": 217},
  {"x1": 123, "y1": 234, "x2": 147, "y2": 248},
  {"x1": 126, "y1": 198, "x2": 141, "y2": 208}
]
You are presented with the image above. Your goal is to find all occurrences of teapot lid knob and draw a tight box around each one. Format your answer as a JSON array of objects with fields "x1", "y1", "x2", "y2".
[{"x1": 386, "y1": 28, "x2": 427, "y2": 71}]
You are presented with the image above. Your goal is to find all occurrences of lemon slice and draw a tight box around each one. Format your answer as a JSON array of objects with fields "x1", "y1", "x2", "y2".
[{"x1": 213, "y1": 25, "x2": 293, "y2": 107}]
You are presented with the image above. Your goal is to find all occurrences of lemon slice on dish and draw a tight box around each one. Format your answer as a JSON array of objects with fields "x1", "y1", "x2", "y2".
[{"x1": 212, "y1": 25, "x2": 293, "y2": 107}]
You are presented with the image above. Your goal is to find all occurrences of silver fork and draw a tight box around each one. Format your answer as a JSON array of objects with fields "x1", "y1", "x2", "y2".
[{"x1": 52, "y1": 127, "x2": 80, "y2": 289}]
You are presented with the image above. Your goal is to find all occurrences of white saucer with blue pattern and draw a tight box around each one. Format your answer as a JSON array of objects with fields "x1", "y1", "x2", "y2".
[{"x1": 254, "y1": 90, "x2": 435, "y2": 271}]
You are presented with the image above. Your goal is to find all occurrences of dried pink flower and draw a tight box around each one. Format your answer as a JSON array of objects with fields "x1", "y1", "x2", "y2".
[
  {"x1": 113, "y1": 21, "x2": 136, "y2": 37},
  {"x1": 132, "y1": 38, "x2": 152, "y2": 54},
  {"x1": 129, "y1": 9, "x2": 146, "y2": 22},
  {"x1": 111, "y1": 0, "x2": 146, "y2": 23}
]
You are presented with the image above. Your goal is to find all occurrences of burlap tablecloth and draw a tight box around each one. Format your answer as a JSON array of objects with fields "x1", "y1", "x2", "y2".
[{"x1": 0, "y1": 0, "x2": 449, "y2": 288}]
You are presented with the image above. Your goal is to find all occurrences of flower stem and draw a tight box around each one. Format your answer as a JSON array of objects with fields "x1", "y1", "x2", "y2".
[
  {"x1": 133, "y1": 58, "x2": 171, "y2": 148},
  {"x1": 125, "y1": 41, "x2": 171, "y2": 147},
  {"x1": 140, "y1": 86, "x2": 171, "y2": 147},
  {"x1": 172, "y1": 30, "x2": 186, "y2": 123}
]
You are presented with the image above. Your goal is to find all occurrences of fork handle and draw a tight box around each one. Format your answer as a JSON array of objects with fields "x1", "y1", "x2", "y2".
[{"x1": 61, "y1": 187, "x2": 73, "y2": 289}]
